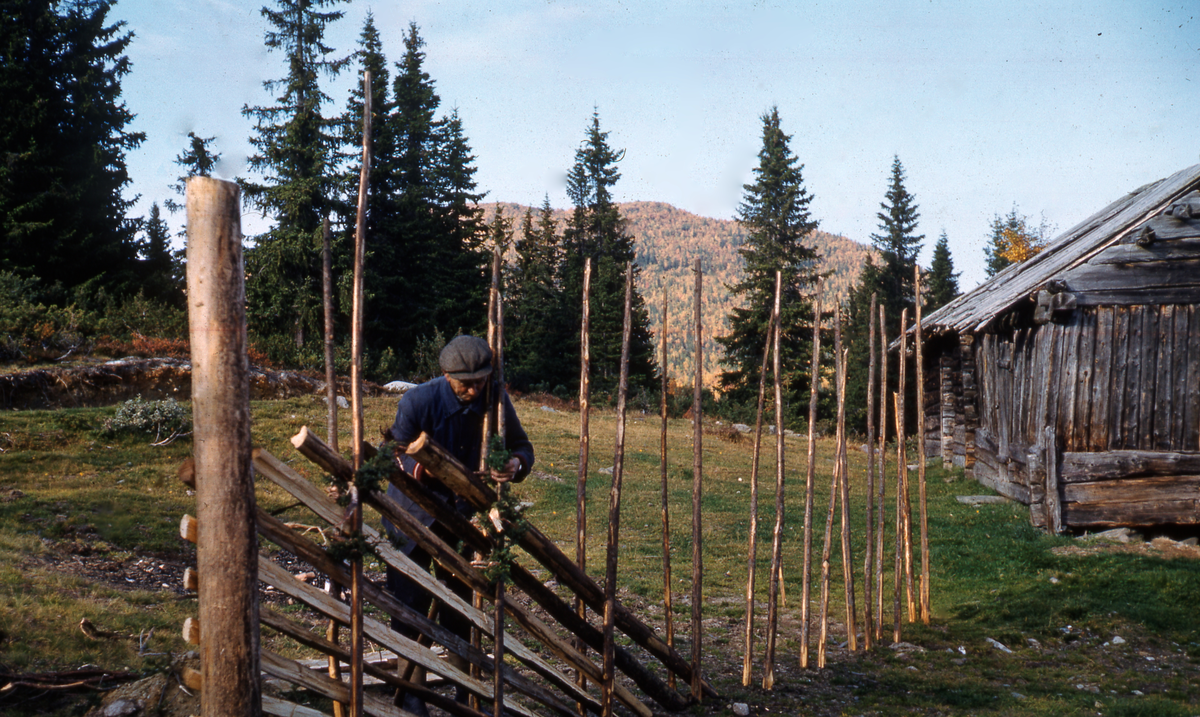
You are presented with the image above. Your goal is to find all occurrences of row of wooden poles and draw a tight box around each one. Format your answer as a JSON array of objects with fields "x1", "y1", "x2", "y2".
[
  {"x1": 576, "y1": 257, "x2": 936, "y2": 696},
  {"x1": 184, "y1": 71, "x2": 717, "y2": 717},
  {"x1": 184, "y1": 178, "x2": 718, "y2": 716},
  {"x1": 184, "y1": 69, "x2": 936, "y2": 716}
]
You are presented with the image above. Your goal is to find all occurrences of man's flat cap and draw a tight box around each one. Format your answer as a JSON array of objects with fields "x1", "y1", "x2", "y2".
[{"x1": 439, "y1": 335, "x2": 493, "y2": 380}]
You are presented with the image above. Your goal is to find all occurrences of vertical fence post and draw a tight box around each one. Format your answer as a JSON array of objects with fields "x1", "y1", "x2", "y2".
[
  {"x1": 187, "y1": 176, "x2": 260, "y2": 717},
  {"x1": 660, "y1": 282, "x2": 676, "y2": 690},
  {"x1": 690, "y1": 258, "x2": 705, "y2": 699},
  {"x1": 799, "y1": 285, "x2": 821, "y2": 669},
  {"x1": 602, "y1": 262, "x2": 635, "y2": 717},
  {"x1": 742, "y1": 272, "x2": 777, "y2": 685}
]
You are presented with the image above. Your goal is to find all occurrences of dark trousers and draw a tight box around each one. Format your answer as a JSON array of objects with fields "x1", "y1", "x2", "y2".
[{"x1": 385, "y1": 521, "x2": 473, "y2": 643}]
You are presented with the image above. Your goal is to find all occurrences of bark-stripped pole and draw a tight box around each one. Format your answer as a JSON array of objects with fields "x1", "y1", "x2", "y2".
[
  {"x1": 761, "y1": 270, "x2": 785, "y2": 689},
  {"x1": 914, "y1": 268, "x2": 930, "y2": 626},
  {"x1": 835, "y1": 308, "x2": 857, "y2": 651},
  {"x1": 892, "y1": 390, "x2": 903, "y2": 642},
  {"x1": 492, "y1": 246, "x2": 508, "y2": 717},
  {"x1": 321, "y1": 214, "x2": 343, "y2": 717},
  {"x1": 862, "y1": 293, "x2": 877, "y2": 651},
  {"x1": 473, "y1": 247, "x2": 501, "y2": 710},
  {"x1": 741, "y1": 272, "x2": 779, "y2": 686},
  {"x1": 799, "y1": 286, "x2": 821, "y2": 669},
  {"x1": 323, "y1": 216, "x2": 338, "y2": 451},
  {"x1": 348, "y1": 69, "x2": 372, "y2": 717},
  {"x1": 575, "y1": 257, "x2": 593, "y2": 697},
  {"x1": 602, "y1": 262, "x2": 635, "y2": 717},
  {"x1": 186, "y1": 177, "x2": 260, "y2": 717},
  {"x1": 660, "y1": 283, "x2": 676, "y2": 691},
  {"x1": 894, "y1": 310, "x2": 909, "y2": 640},
  {"x1": 690, "y1": 258, "x2": 705, "y2": 700},
  {"x1": 899, "y1": 311, "x2": 916, "y2": 624},
  {"x1": 817, "y1": 309, "x2": 845, "y2": 669},
  {"x1": 875, "y1": 305, "x2": 887, "y2": 642}
]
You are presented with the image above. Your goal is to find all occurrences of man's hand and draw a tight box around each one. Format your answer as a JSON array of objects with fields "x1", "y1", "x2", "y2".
[{"x1": 489, "y1": 456, "x2": 520, "y2": 484}]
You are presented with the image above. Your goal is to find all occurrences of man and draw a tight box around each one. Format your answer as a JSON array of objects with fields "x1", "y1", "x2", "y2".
[{"x1": 383, "y1": 334, "x2": 534, "y2": 715}]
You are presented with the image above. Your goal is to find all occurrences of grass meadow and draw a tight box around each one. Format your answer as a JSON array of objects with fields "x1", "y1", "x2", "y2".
[{"x1": 1, "y1": 394, "x2": 1198, "y2": 715}]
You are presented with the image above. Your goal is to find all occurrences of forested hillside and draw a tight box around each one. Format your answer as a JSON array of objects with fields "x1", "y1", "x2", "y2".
[{"x1": 486, "y1": 201, "x2": 873, "y2": 385}]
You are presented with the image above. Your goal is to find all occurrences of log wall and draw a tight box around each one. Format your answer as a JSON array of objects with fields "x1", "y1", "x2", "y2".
[{"x1": 966, "y1": 304, "x2": 1200, "y2": 528}]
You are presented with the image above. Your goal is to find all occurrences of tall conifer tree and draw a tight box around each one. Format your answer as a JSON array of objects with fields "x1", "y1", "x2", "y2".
[
  {"x1": 717, "y1": 107, "x2": 821, "y2": 419},
  {"x1": 0, "y1": 0, "x2": 144, "y2": 295},
  {"x1": 137, "y1": 202, "x2": 183, "y2": 306},
  {"x1": 371, "y1": 24, "x2": 487, "y2": 371},
  {"x1": 925, "y1": 231, "x2": 960, "y2": 312},
  {"x1": 844, "y1": 156, "x2": 924, "y2": 431},
  {"x1": 560, "y1": 111, "x2": 656, "y2": 396},
  {"x1": 241, "y1": 0, "x2": 349, "y2": 358},
  {"x1": 507, "y1": 198, "x2": 567, "y2": 392}
]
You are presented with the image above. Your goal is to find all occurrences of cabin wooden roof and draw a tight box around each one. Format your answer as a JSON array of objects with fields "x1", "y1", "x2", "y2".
[{"x1": 921, "y1": 163, "x2": 1200, "y2": 336}]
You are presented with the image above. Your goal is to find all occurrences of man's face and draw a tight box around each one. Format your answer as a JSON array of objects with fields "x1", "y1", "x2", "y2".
[{"x1": 445, "y1": 373, "x2": 488, "y2": 403}]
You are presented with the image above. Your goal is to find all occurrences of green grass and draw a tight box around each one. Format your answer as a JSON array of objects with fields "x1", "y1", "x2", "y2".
[{"x1": 1, "y1": 396, "x2": 1198, "y2": 715}]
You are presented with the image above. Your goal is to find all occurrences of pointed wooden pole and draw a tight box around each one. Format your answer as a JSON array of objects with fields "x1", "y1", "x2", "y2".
[
  {"x1": 915, "y1": 268, "x2": 931, "y2": 625},
  {"x1": 835, "y1": 308, "x2": 857, "y2": 651},
  {"x1": 862, "y1": 293, "x2": 877, "y2": 651},
  {"x1": 187, "y1": 176, "x2": 260, "y2": 717},
  {"x1": 575, "y1": 257, "x2": 593, "y2": 699},
  {"x1": 347, "y1": 68, "x2": 372, "y2": 717},
  {"x1": 690, "y1": 258, "x2": 705, "y2": 700},
  {"x1": 900, "y1": 312, "x2": 916, "y2": 624},
  {"x1": 323, "y1": 216, "x2": 338, "y2": 451},
  {"x1": 491, "y1": 247, "x2": 508, "y2": 717},
  {"x1": 875, "y1": 304, "x2": 888, "y2": 642},
  {"x1": 742, "y1": 272, "x2": 779, "y2": 686},
  {"x1": 799, "y1": 285, "x2": 821, "y2": 669},
  {"x1": 819, "y1": 306, "x2": 850, "y2": 668},
  {"x1": 321, "y1": 213, "x2": 344, "y2": 717},
  {"x1": 602, "y1": 262, "x2": 635, "y2": 717},
  {"x1": 762, "y1": 270, "x2": 785, "y2": 688},
  {"x1": 892, "y1": 389, "x2": 903, "y2": 643},
  {"x1": 660, "y1": 283, "x2": 676, "y2": 690}
]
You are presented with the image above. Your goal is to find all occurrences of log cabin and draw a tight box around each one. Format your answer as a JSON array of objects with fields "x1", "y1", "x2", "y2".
[{"x1": 917, "y1": 163, "x2": 1200, "y2": 532}]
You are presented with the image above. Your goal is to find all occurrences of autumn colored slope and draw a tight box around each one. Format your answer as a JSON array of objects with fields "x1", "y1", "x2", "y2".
[{"x1": 486, "y1": 201, "x2": 873, "y2": 384}]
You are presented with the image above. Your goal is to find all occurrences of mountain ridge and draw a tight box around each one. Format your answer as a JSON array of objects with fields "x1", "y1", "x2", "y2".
[{"x1": 483, "y1": 200, "x2": 874, "y2": 384}]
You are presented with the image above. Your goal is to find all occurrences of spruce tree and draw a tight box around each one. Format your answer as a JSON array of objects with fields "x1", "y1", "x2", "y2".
[
  {"x1": 241, "y1": 0, "x2": 348, "y2": 359},
  {"x1": 559, "y1": 111, "x2": 656, "y2": 398},
  {"x1": 0, "y1": 0, "x2": 144, "y2": 295},
  {"x1": 843, "y1": 156, "x2": 924, "y2": 432},
  {"x1": 340, "y1": 12, "x2": 395, "y2": 370},
  {"x1": 925, "y1": 231, "x2": 960, "y2": 312},
  {"x1": 372, "y1": 24, "x2": 488, "y2": 372},
  {"x1": 137, "y1": 202, "x2": 183, "y2": 306},
  {"x1": 507, "y1": 198, "x2": 567, "y2": 392},
  {"x1": 716, "y1": 107, "x2": 821, "y2": 421},
  {"x1": 164, "y1": 132, "x2": 220, "y2": 214}
]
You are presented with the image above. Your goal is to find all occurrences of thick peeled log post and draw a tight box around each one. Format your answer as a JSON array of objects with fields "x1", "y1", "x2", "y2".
[{"x1": 185, "y1": 176, "x2": 260, "y2": 717}]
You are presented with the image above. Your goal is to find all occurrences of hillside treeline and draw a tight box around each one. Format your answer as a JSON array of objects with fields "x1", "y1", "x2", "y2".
[{"x1": 487, "y1": 201, "x2": 873, "y2": 385}]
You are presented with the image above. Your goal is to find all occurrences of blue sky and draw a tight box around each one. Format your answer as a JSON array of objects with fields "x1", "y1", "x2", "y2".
[{"x1": 115, "y1": 0, "x2": 1198, "y2": 290}]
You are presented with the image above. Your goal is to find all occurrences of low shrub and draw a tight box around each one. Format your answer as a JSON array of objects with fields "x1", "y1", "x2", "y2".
[{"x1": 101, "y1": 395, "x2": 192, "y2": 444}]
